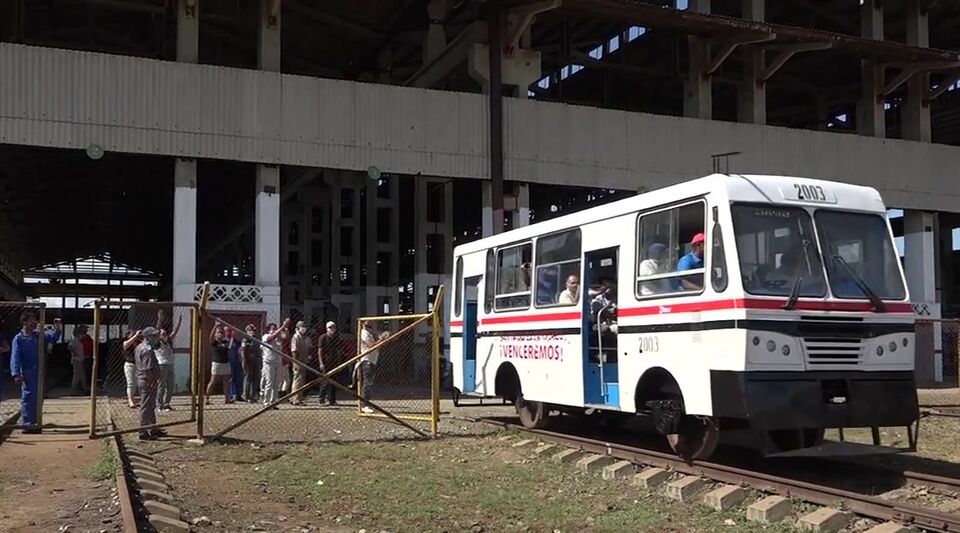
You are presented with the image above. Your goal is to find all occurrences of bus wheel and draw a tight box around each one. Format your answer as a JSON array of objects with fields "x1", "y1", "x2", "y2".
[
  {"x1": 516, "y1": 394, "x2": 548, "y2": 429},
  {"x1": 667, "y1": 416, "x2": 719, "y2": 461}
]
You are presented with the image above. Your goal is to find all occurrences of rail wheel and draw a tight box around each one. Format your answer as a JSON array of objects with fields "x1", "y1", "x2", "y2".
[
  {"x1": 666, "y1": 415, "x2": 719, "y2": 461},
  {"x1": 516, "y1": 393, "x2": 548, "y2": 429}
]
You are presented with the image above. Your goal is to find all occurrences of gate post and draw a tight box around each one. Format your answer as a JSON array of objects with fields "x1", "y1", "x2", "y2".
[{"x1": 89, "y1": 303, "x2": 101, "y2": 438}]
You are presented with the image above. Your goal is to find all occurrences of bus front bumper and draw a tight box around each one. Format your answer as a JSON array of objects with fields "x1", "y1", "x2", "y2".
[{"x1": 710, "y1": 370, "x2": 919, "y2": 430}]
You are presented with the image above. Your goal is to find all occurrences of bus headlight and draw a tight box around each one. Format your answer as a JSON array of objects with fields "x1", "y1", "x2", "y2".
[
  {"x1": 903, "y1": 338, "x2": 909, "y2": 347},
  {"x1": 781, "y1": 345, "x2": 791, "y2": 357},
  {"x1": 876, "y1": 346, "x2": 884, "y2": 357},
  {"x1": 766, "y1": 340, "x2": 776, "y2": 352},
  {"x1": 752, "y1": 336, "x2": 760, "y2": 346},
  {"x1": 888, "y1": 342, "x2": 898, "y2": 353}
]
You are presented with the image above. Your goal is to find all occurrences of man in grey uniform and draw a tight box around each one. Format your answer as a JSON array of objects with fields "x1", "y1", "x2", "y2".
[{"x1": 135, "y1": 327, "x2": 166, "y2": 441}]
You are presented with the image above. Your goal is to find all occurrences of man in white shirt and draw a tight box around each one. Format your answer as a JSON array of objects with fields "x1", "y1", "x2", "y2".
[
  {"x1": 638, "y1": 242, "x2": 672, "y2": 296},
  {"x1": 557, "y1": 274, "x2": 580, "y2": 305},
  {"x1": 260, "y1": 319, "x2": 289, "y2": 408},
  {"x1": 357, "y1": 321, "x2": 380, "y2": 414}
]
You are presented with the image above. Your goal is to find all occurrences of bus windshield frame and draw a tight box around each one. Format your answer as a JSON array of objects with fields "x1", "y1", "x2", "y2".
[
  {"x1": 731, "y1": 203, "x2": 827, "y2": 298},
  {"x1": 814, "y1": 209, "x2": 907, "y2": 301}
]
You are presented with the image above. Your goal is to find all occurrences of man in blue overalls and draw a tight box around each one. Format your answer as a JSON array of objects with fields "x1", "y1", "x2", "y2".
[{"x1": 10, "y1": 312, "x2": 61, "y2": 433}]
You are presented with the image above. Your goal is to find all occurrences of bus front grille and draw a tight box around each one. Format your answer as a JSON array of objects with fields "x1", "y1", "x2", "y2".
[{"x1": 803, "y1": 337, "x2": 862, "y2": 365}]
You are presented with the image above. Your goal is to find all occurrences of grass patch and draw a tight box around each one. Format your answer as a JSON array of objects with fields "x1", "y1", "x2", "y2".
[
  {"x1": 86, "y1": 443, "x2": 117, "y2": 481},
  {"x1": 247, "y1": 433, "x2": 799, "y2": 532}
]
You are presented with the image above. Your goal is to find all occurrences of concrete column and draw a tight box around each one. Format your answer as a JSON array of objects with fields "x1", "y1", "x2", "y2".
[
  {"x1": 258, "y1": 0, "x2": 281, "y2": 72},
  {"x1": 177, "y1": 0, "x2": 198, "y2": 63},
  {"x1": 858, "y1": 1, "x2": 884, "y2": 137},
  {"x1": 684, "y1": 0, "x2": 711, "y2": 119},
  {"x1": 905, "y1": 210, "x2": 941, "y2": 380},
  {"x1": 173, "y1": 159, "x2": 197, "y2": 303},
  {"x1": 482, "y1": 182, "x2": 493, "y2": 237},
  {"x1": 255, "y1": 165, "x2": 281, "y2": 288},
  {"x1": 904, "y1": 210, "x2": 937, "y2": 304},
  {"x1": 414, "y1": 178, "x2": 453, "y2": 315},
  {"x1": 903, "y1": 0, "x2": 931, "y2": 142},
  {"x1": 737, "y1": 0, "x2": 765, "y2": 124},
  {"x1": 425, "y1": 0, "x2": 448, "y2": 64},
  {"x1": 509, "y1": 183, "x2": 530, "y2": 228}
]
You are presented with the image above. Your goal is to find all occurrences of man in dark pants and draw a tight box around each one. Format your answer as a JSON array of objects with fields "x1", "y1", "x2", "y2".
[
  {"x1": 316, "y1": 321, "x2": 346, "y2": 406},
  {"x1": 134, "y1": 327, "x2": 165, "y2": 441}
]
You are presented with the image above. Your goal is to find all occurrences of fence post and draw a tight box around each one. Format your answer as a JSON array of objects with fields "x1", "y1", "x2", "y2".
[
  {"x1": 89, "y1": 303, "x2": 101, "y2": 438},
  {"x1": 431, "y1": 286, "x2": 445, "y2": 438}
]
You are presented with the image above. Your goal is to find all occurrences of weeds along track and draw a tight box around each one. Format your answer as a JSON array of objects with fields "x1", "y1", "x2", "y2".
[{"x1": 476, "y1": 416, "x2": 960, "y2": 532}]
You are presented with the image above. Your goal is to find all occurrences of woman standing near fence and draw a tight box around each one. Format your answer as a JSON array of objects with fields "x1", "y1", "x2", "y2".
[
  {"x1": 206, "y1": 322, "x2": 233, "y2": 405},
  {"x1": 121, "y1": 330, "x2": 140, "y2": 408}
]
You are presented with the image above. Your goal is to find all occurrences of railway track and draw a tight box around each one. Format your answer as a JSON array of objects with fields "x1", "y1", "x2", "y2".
[{"x1": 477, "y1": 416, "x2": 960, "y2": 532}]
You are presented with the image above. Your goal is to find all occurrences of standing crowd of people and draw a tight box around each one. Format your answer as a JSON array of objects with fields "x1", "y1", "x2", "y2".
[
  {"x1": 2, "y1": 307, "x2": 393, "y2": 440},
  {"x1": 200, "y1": 317, "x2": 387, "y2": 415}
]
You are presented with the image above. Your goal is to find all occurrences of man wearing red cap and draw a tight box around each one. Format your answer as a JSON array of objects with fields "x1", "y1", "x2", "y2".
[{"x1": 677, "y1": 232, "x2": 706, "y2": 290}]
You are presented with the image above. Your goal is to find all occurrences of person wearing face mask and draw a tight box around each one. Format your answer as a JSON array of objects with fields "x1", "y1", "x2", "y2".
[
  {"x1": 206, "y1": 322, "x2": 233, "y2": 405},
  {"x1": 134, "y1": 327, "x2": 165, "y2": 440},
  {"x1": 289, "y1": 321, "x2": 313, "y2": 405},
  {"x1": 638, "y1": 242, "x2": 672, "y2": 296}
]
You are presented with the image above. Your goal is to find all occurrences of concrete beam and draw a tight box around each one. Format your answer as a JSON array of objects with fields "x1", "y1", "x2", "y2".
[
  {"x1": 758, "y1": 42, "x2": 834, "y2": 82},
  {"x1": 407, "y1": 21, "x2": 487, "y2": 87}
]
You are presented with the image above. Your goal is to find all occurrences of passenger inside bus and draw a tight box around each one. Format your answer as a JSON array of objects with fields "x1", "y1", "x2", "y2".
[
  {"x1": 536, "y1": 266, "x2": 559, "y2": 305},
  {"x1": 558, "y1": 274, "x2": 580, "y2": 305},
  {"x1": 676, "y1": 232, "x2": 705, "y2": 290},
  {"x1": 590, "y1": 277, "x2": 618, "y2": 333},
  {"x1": 638, "y1": 242, "x2": 671, "y2": 295}
]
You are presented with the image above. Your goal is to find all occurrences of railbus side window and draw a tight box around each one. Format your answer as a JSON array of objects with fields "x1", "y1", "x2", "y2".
[
  {"x1": 495, "y1": 242, "x2": 533, "y2": 311},
  {"x1": 454, "y1": 256, "x2": 464, "y2": 317},
  {"x1": 710, "y1": 221, "x2": 728, "y2": 293},
  {"x1": 484, "y1": 250, "x2": 495, "y2": 313},
  {"x1": 535, "y1": 229, "x2": 582, "y2": 307},
  {"x1": 635, "y1": 201, "x2": 706, "y2": 298}
]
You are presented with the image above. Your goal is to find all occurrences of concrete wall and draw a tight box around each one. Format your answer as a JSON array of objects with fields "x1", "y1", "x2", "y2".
[{"x1": 4, "y1": 42, "x2": 960, "y2": 211}]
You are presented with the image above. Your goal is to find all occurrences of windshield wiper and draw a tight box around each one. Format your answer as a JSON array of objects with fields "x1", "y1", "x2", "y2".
[
  {"x1": 832, "y1": 255, "x2": 886, "y2": 312},
  {"x1": 783, "y1": 239, "x2": 808, "y2": 310}
]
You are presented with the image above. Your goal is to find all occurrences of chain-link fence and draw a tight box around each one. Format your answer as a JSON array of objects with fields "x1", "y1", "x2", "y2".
[
  {"x1": 355, "y1": 313, "x2": 439, "y2": 431},
  {"x1": 89, "y1": 301, "x2": 200, "y2": 438},
  {"x1": 0, "y1": 302, "x2": 50, "y2": 430},
  {"x1": 916, "y1": 318, "x2": 960, "y2": 407},
  {"x1": 199, "y1": 288, "x2": 444, "y2": 443}
]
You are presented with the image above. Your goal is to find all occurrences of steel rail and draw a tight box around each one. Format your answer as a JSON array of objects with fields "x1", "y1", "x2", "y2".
[{"x1": 478, "y1": 417, "x2": 960, "y2": 532}]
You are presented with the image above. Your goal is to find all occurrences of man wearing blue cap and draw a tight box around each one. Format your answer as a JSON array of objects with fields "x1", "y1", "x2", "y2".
[{"x1": 9, "y1": 312, "x2": 61, "y2": 433}]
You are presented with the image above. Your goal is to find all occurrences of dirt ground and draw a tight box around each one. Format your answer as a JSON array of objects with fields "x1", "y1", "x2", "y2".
[{"x1": 0, "y1": 395, "x2": 122, "y2": 533}]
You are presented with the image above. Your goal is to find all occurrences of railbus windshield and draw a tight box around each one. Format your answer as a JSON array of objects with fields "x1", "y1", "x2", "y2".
[{"x1": 732, "y1": 203, "x2": 905, "y2": 301}]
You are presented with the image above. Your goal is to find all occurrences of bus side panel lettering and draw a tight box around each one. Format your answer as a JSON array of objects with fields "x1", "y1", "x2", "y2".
[{"x1": 498, "y1": 334, "x2": 568, "y2": 362}]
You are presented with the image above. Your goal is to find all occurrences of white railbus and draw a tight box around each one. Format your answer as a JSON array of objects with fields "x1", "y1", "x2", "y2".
[{"x1": 449, "y1": 174, "x2": 918, "y2": 460}]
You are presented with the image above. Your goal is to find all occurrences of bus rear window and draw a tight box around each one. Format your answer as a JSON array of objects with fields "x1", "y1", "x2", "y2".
[{"x1": 495, "y1": 243, "x2": 532, "y2": 310}]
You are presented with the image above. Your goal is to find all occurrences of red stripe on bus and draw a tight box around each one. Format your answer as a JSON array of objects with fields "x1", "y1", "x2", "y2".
[
  {"x1": 480, "y1": 311, "x2": 582, "y2": 325},
  {"x1": 619, "y1": 298, "x2": 913, "y2": 316},
  {"x1": 460, "y1": 299, "x2": 913, "y2": 327}
]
